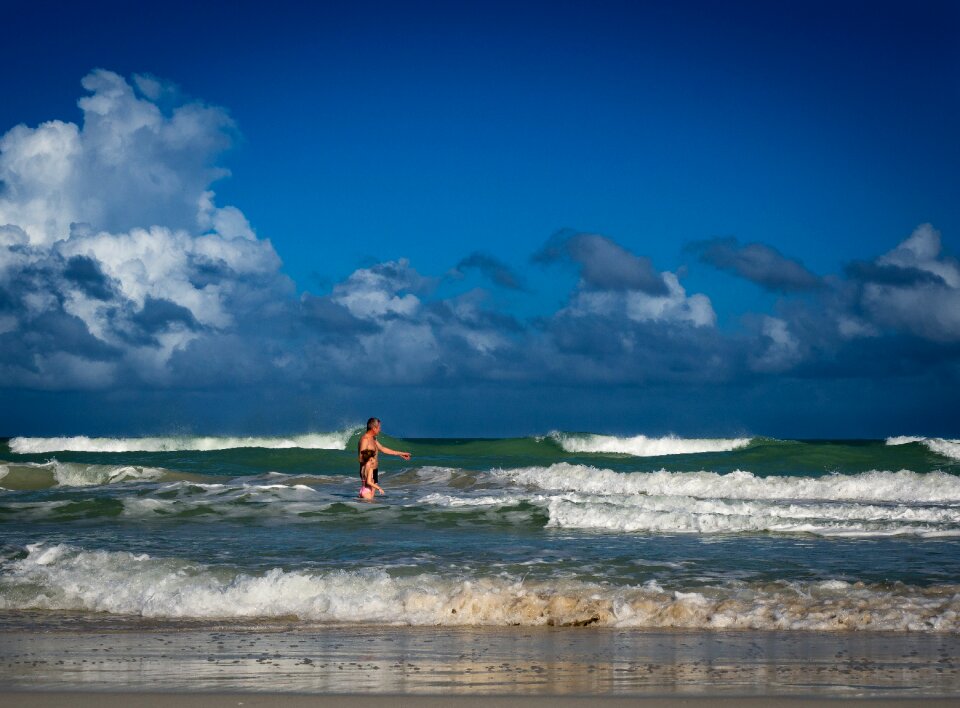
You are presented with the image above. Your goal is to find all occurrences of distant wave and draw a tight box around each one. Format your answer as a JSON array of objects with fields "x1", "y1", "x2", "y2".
[
  {"x1": 8, "y1": 430, "x2": 358, "y2": 454},
  {"x1": 2, "y1": 543, "x2": 956, "y2": 631},
  {"x1": 550, "y1": 432, "x2": 752, "y2": 456},
  {"x1": 886, "y1": 436, "x2": 960, "y2": 461}
]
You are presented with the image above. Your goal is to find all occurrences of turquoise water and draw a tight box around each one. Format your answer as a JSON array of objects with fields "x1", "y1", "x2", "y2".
[{"x1": 2, "y1": 432, "x2": 959, "y2": 630}]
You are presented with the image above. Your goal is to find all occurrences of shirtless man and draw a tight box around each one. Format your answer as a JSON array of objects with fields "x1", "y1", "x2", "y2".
[{"x1": 358, "y1": 418, "x2": 411, "y2": 497}]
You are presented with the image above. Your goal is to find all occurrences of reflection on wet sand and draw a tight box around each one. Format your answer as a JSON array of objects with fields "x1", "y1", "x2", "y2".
[{"x1": 1, "y1": 620, "x2": 959, "y2": 697}]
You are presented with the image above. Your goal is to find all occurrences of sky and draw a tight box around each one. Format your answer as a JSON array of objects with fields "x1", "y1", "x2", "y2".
[{"x1": 0, "y1": 0, "x2": 958, "y2": 437}]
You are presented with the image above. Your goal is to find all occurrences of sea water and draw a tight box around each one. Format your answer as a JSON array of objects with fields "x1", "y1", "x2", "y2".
[{"x1": 2, "y1": 432, "x2": 959, "y2": 631}]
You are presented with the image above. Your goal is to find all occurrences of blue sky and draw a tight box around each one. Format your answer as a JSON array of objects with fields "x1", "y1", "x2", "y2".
[{"x1": 1, "y1": 0, "x2": 958, "y2": 437}]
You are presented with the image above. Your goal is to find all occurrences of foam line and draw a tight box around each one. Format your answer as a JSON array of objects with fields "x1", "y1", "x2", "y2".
[
  {"x1": 500, "y1": 464, "x2": 960, "y2": 504},
  {"x1": 2, "y1": 544, "x2": 957, "y2": 631}
]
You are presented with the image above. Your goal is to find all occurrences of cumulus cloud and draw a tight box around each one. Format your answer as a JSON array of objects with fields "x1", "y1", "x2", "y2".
[
  {"x1": 0, "y1": 70, "x2": 235, "y2": 246},
  {"x1": 748, "y1": 316, "x2": 803, "y2": 372},
  {"x1": 524, "y1": 232, "x2": 725, "y2": 383},
  {"x1": 843, "y1": 224, "x2": 960, "y2": 343},
  {"x1": 561, "y1": 272, "x2": 715, "y2": 328},
  {"x1": 0, "y1": 70, "x2": 290, "y2": 388},
  {"x1": 537, "y1": 230, "x2": 715, "y2": 330},
  {"x1": 331, "y1": 259, "x2": 433, "y2": 320},
  {"x1": 689, "y1": 237, "x2": 821, "y2": 292},
  {"x1": 1, "y1": 68, "x2": 957, "y2": 411},
  {"x1": 318, "y1": 260, "x2": 527, "y2": 383}
]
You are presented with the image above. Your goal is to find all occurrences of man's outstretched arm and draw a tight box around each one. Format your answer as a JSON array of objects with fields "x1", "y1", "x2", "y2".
[{"x1": 376, "y1": 440, "x2": 412, "y2": 460}]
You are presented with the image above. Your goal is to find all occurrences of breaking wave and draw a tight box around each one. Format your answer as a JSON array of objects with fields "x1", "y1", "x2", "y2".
[
  {"x1": 1, "y1": 543, "x2": 957, "y2": 631},
  {"x1": 550, "y1": 433, "x2": 752, "y2": 456},
  {"x1": 0, "y1": 460, "x2": 174, "y2": 489},
  {"x1": 887, "y1": 436, "x2": 960, "y2": 461},
  {"x1": 8, "y1": 430, "x2": 358, "y2": 454}
]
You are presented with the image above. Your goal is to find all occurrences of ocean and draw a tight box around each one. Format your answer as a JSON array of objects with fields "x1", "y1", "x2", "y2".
[{"x1": 2, "y1": 432, "x2": 960, "y2": 632}]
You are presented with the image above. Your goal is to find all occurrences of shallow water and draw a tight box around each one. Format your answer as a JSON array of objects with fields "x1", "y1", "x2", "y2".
[{"x1": 2, "y1": 432, "x2": 959, "y2": 631}]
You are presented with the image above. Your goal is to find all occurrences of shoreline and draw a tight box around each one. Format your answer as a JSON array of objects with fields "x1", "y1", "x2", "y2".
[{"x1": 2, "y1": 621, "x2": 959, "y2": 699}]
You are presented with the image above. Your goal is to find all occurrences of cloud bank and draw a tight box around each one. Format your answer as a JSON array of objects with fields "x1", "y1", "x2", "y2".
[{"x1": 0, "y1": 70, "x2": 957, "y2": 434}]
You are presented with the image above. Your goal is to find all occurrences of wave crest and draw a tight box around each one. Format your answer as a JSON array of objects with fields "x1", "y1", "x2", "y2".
[
  {"x1": 550, "y1": 432, "x2": 752, "y2": 456},
  {"x1": 887, "y1": 436, "x2": 960, "y2": 461}
]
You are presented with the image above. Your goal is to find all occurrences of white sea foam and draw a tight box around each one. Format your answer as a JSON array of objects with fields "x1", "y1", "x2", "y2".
[
  {"x1": 551, "y1": 432, "x2": 752, "y2": 456},
  {"x1": 419, "y1": 484, "x2": 960, "y2": 537},
  {"x1": 500, "y1": 463, "x2": 960, "y2": 504},
  {"x1": 886, "y1": 436, "x2": 960, "y2": 461},
  {"x1": 2, "y1": 543, "x2": 958, "y2": 631},
  {"x1": 544, "y1": 494, "x2": 960, "y2": 537},
  {"x1": 120, "y1": 481, "x2": 337, "y2": 520},
  {"x1": 8, "y1": 429, "x2": 358, "y2": 454},
  {"x1": 887, "y1": 436, "x2": 926, "y2": 445}
]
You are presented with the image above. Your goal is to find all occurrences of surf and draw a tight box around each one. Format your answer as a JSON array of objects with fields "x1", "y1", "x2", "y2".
[{"x1": 3, "y1": 543, "x2": 957, "y2": 631}]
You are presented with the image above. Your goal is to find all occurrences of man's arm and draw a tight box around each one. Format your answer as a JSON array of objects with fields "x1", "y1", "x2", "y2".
[{"x1": 376, "y1": 440, "x2": 411, "y2": 460}]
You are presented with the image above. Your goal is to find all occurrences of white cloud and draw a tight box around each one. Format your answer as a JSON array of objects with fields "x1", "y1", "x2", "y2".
[
  {"x1": 564, "y1": 271, "x2": 715, "y2": 327},
  {"x1": 860, "y1": 224, "x2": 960, "y2": 342},
  {"x1": 0, "y1": 69, "x2": 236, "y2": 247},
  {"x1": 0, "y1": 70, "x2": 289, "y2": 388},
  {"x1": 750, "y1": 316, "x2": 802, "y2": 372},
  {"x1": 2, "y1": 69, "x2": 956, "y2": 400},
  {"x1": 877, "y1": 223, "x2": 959, "y2": 287},
  {"x1": 0, "y1": 120, "x2": 81, "y2": 245},
  {"x1": 332, "y1": 259, "x2": 426, "y2": 319},
  {"x1": 625, "y1": 272, "x2": 715, "y2": 327}
]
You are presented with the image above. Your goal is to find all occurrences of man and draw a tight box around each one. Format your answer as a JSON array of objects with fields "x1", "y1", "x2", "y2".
[{"x1": 358, "y1": 417, "x2": 411, "y2": 488}]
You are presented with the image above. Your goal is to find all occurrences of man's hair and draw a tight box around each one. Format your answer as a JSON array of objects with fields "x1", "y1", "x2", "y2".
[{"x1": 366, "y1": 417, "x2": 380, "y2": 431}]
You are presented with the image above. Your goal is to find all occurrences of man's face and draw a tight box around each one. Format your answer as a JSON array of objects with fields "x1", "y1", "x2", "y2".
[{"x1": 373, "y1": 422, "x2": 382, "y2": 435}]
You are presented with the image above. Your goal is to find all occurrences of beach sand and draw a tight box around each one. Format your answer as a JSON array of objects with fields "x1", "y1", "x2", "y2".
[{"x1": 2, "y1": 614, "x2": 959, "y2": 702}]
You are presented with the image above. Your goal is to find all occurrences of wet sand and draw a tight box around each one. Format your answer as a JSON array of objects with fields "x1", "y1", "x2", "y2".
[
  {"x1": 1, "y1": 615, "x2": 960, "y2": 699},
  {"x1": 4, "y1": 694, "x2": 960, "y2": 707}
]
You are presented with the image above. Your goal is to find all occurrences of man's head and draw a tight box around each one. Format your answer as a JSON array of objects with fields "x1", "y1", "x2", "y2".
[{"x1": 366, "y1": 417, "x2": 381, "y2": 433}]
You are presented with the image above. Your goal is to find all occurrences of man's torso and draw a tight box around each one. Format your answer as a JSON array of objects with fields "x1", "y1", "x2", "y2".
[{"x1": 359, "y1": 432, "x2": 378, "y2": 461}]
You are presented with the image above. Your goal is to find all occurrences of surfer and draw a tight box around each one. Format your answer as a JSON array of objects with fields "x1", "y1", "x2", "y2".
[{"x1": 358, "y1": 417, "x2": 411, "y2": 498}]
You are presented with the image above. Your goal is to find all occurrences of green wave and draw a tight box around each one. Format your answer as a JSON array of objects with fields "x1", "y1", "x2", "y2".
[{"x1": 2, "y1": 434, "x2": 957, "y2": 480}]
